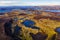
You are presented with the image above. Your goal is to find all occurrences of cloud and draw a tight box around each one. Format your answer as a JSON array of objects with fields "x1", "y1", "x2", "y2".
[
  {"x1": 0, "y1": 0, "x2": 19, "y2": 1},
  {"x1": 0, "y1": 0, "x2": 60, "y2": 6},
  {"x1": 21, "y1": 2, "x2": 60, "y2": 6},
  {"x1": 0, "y1": 1, "x2": 15, "y2": 3},
  {"x1": 0, "y1": 1, "x2": 19, "y2": 6}
]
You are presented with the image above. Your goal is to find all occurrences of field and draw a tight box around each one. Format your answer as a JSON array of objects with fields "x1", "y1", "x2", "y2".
[{"x1": 0, "y1": 6, "x2": 60, "y2": 40}]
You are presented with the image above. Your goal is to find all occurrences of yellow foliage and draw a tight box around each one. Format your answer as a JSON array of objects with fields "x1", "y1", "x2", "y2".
[{"x1": 13, "y1": 14, "x2": 60, "y2": 40}]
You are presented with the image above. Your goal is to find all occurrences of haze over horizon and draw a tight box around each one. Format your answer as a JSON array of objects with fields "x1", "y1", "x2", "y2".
[{"x1": 0, "y1": 0, "x2": 60, "y2": 6}]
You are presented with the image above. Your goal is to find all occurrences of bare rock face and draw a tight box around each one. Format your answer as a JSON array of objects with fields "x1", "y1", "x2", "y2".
[
  {"x1": 0, "y1": 23, "x2": 11, "y2": 40},
  {"x1": 56, "y1": 34, "x2": 60, "y2": 40},
  {"x1": 30, "y1": 32, "x2": 48, "y2": 40},
  {"x1": 0, "y1": 18, "x2": 11, "y2": 40}
]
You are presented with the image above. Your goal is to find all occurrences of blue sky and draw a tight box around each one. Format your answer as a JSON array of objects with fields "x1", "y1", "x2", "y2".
[{"x1": 0, "y1": 0, "x2": 60, "y2": 6}]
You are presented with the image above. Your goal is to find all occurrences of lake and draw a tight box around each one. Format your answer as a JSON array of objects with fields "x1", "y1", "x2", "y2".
[{"x1": 45, "y1": 10, "x2": 60, "y2": 12}]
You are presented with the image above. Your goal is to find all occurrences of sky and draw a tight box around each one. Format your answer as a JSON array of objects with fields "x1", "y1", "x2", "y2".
[{"x1": 0, "y1": 0, "x2": 60, "y2": 6}]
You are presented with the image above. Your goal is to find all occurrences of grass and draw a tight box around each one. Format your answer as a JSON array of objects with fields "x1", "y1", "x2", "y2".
[{"x1": 12, "y1": 13, "x2": 60, "y2": 40}]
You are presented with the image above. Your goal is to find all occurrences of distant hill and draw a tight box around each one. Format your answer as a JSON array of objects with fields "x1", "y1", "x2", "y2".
[{"x1": 0, "y1": 6, "x2": 60, "y2": 13}]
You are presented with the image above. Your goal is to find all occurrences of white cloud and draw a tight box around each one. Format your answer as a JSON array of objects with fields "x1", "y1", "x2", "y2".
[
  {"x1": 0, "y1": 1, "x2": 19, "y2": 5},
  {"x1": 0, "y1": 1, "x2": 60, "y2": 6},
  {"x1": 0, "y1": 1, "x2": 19, "y2": 6},
  {"x1": 24, "y1": 2, "x2": 60, "y2": 6}
]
